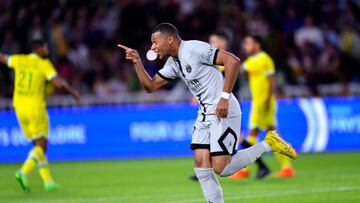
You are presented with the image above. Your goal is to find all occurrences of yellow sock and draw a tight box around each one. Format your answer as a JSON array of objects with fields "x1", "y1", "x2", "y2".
[
  {"x1": 32, "y1": 146, "x2": 54, "y2": 184},
  {"x1": 20, "y1": 156, "x2": 37, "y2": 175},
  {"x1": 247, "y1": 135, "x2": 257, "y2": 146},
  {"x1": 39, "y1": 167, "x2": 53, "y2": 184},
  {"x1": 275, "y1": 153, "x2": 291, "y2": 169}
]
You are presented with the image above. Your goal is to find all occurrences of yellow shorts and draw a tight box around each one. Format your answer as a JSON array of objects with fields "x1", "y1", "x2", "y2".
[
  {"x1": 249, "y1": 100, "x2": 277, "y2": 130},
  {"x1": 14, "y1": 104, "x2": 49, "y2": 141}
]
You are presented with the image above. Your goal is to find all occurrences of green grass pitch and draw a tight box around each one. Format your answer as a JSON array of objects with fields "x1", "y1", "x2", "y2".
[{"x1": 0, "y1": 152, "x2": 359, "y2": 203}]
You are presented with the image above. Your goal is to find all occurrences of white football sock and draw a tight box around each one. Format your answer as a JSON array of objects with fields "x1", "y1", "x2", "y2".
[
  {"x1": 220, "y1": 141, "x2": 271, "y2": 177},
  {"x1": 195, "y1": 168, "x2": 224, "y2": 203}
]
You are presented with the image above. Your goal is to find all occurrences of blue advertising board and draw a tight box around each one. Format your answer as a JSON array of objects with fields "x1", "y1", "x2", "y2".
[{"x1": 0, "y1": 97, "x2": 359, "y2": 162}]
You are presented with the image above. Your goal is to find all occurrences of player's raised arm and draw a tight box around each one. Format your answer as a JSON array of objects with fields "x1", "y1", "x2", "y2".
[
  {"x1": 51, "y1": 76, "x2": 80, "y2": 102},
  {"x1": 214, "y1": 49, "x2": 241, "y2": 118},
  {"x1": 117, "y1": 44, "x2": 168, "y2": 93}
]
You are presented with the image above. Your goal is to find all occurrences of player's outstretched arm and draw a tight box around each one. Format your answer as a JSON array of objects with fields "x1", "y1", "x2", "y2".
[
  {"x1": 214, "y1": 49, "x2": 241, "y2": 118},
  {"x1": 117, "y1": 44, "x2": 168, "y2": 93},
  {"x1": 51, "y1": 76, "x2": 80, "y2": 102}
]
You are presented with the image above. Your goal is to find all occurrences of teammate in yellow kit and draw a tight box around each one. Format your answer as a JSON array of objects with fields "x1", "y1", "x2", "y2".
[
  {"x1": 0, "y1": 39, "x2": 80, "y2": 192},
  {"x1": 230, "y1": 35, "x2": 296, "y2": 179}
]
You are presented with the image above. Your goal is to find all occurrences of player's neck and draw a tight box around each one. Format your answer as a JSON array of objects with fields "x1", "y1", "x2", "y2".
[
  {"x1": 252, "y1": 49, "x2": 262, "y2": 56},
  {"x1": 170, "y1": 39, "x2": 182, "y2": 58}
]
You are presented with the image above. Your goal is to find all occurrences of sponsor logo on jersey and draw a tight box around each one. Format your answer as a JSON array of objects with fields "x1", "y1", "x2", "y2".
[
  {"x1": 186, "y1": 65, "x2": 192, "y2": 73},
  {"x1": 187, "y1": 79, "x2": 202, "y2": 92}
]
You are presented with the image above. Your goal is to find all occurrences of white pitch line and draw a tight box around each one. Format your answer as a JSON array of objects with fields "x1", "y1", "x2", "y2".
[
  {"x1": 166, "y1": 186, "x2": 360, "y2": 203},
  {"x1": 15, "y1": 186, "x2": 360, "y2": 203},
  {"x1": 18, "y1": 193, "x2": 193, "y2": 203}
]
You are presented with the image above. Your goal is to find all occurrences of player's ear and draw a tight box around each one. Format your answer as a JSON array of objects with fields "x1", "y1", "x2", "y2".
[{"x1": 167, "y1": 36, "x2": 174, "y2": 45}]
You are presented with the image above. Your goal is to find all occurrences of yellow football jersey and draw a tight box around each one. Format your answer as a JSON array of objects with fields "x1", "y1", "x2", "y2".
[
  {"x1": 7, "y1": 53, "x2": 57, "y2": 107},
  {"x1": 243, "y1": 51, "x2": 275, "y2": 105}
]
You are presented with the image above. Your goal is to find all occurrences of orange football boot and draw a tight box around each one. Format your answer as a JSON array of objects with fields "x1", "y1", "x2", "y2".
[
  {"x1": 228, "y1": 169, "x2": 250, "y2": 180},
  {"x1": 274, "y1": 166, "x2": 296, "y2": 178}
]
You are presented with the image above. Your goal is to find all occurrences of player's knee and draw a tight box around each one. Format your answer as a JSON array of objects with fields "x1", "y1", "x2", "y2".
[
  {"x1": 194, "y1": 158, "x2": 211, "y2": 168},
  {"x1": 194, "y1": 149, "x2": 211, "y2": 168},
  {"x1": 213, "y1": 164, "x2": 226, "y2": 175},
  {"x1": 34, "y1": 137, "x2": 48, "y2": 152},
  {"x1": 38, "y1": 143, "x2": 47, "y2": 153},
  {"x1": 211, "y1": 156, "x2": 231, "y2": 175}
]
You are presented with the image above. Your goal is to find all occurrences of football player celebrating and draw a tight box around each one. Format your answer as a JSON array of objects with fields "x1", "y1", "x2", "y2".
[{"x1": 118, "y1": 23, "x2": 297, "y2": 203}]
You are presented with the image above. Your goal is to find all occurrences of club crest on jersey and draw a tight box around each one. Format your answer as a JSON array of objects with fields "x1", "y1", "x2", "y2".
[{"x1": 186, "y1": 65, "x2": 192, "y2": 73}]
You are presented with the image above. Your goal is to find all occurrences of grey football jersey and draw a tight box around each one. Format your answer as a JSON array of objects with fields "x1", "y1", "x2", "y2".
[{"x1": 157, "y1": 40, "x2": 241, "y2": 120}]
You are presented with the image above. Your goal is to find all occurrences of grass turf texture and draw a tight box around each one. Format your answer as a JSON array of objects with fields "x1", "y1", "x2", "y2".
[{"x1": 0, "y1": 152, "x2": 359, "y2": 203}]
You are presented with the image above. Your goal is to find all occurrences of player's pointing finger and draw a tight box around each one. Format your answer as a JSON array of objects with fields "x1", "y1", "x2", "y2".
[{"x1": 117, "y1": 44, "x2": 130, "y2": 51}]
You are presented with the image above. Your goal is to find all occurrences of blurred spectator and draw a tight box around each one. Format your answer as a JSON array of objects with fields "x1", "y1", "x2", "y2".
[
  {"x1": 340, "y1": 23, "x2": 360, "y2": 60},
  {"x1": 246, "y1": 11, "x2": 269, "y2": 38},
  {"x1": 285, "y1": 48, "x2": 303, "y2": 85},
  {"x1": 295, "y1": 15, "x2": 324, "y2": 49},
  {"x1": 67, "y1": 42, "x2": 90, "y2": 72},
  {"x1": 49, "y1": 17, "x2": 70, "y2": 58},
  {"x1": 317, "y1": 41, "x2": 341, "y2": 84},
  {"x1": 1, "y1": 31, "x2": 19, "y2": 54},
  {"x1": 321, "y1": 23, "x2": 340, "y2": 48},
  {"x1": 29, "y1": 15, "x2": 44, "y2": 41},
  {"x1": 299, "y1": 42, "x2": 320, "y2": 96},
  {"x1": 93, "y1": 63, "x2": 113, "y2": 98},
  {"x1": 0, "y1": 0, "x2": 360, "y2": 103},
  {"x1": 282, "y1": 6, "x2": 302, "y2": 34}
]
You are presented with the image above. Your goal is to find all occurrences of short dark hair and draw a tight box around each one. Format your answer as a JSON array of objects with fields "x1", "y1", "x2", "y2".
[
  {"x1": 249, "y1": 35, "x2": 263, "y2": 48},
  {"x1": 152, "y1": 23, "x2": 179, "y2": 36},
  {"x1": 31, "y1": 39, "x2": 46, "y2": 50},
  {"x1": 211, "y1": 31, "x2": 231, "y2": 44}
]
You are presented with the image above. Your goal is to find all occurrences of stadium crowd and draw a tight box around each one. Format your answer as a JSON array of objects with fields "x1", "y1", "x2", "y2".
[{"x1": 1, "y1": 0, "x2": 360, "y2": 104}]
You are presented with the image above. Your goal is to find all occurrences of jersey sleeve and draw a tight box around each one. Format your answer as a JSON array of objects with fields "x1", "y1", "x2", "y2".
[
  {"x1": 192, "y1": 41, "x2": 219, "y2": 65},
  {"x1": 7, "y1": 55, "x2": 22, "y2": 69},
  {"x1": 242, "y1": 58, "x2": 252, "y2": 72},
  {"x1": 265, "y1": 56, "x2": 275, "y2": 76},
  {"x1": 42, "y1": 60, "x2": 58, "y2": 81},
  {"x1": 157, "y1": 58, "x2": 178, "y2": 81}
]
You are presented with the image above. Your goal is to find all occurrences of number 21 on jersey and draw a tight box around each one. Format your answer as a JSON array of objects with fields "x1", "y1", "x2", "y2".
[{"x1": 17, "y1": 70, "x2": 33, "y2": 90}]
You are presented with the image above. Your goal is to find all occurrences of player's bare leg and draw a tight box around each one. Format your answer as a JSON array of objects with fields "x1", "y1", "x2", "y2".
[
  {"x1": 194, "y1": 149, "x2": 224, "y2": 203},
  {"x1": 34, "y1": 137, "x2": 48, "y2": 153}
]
